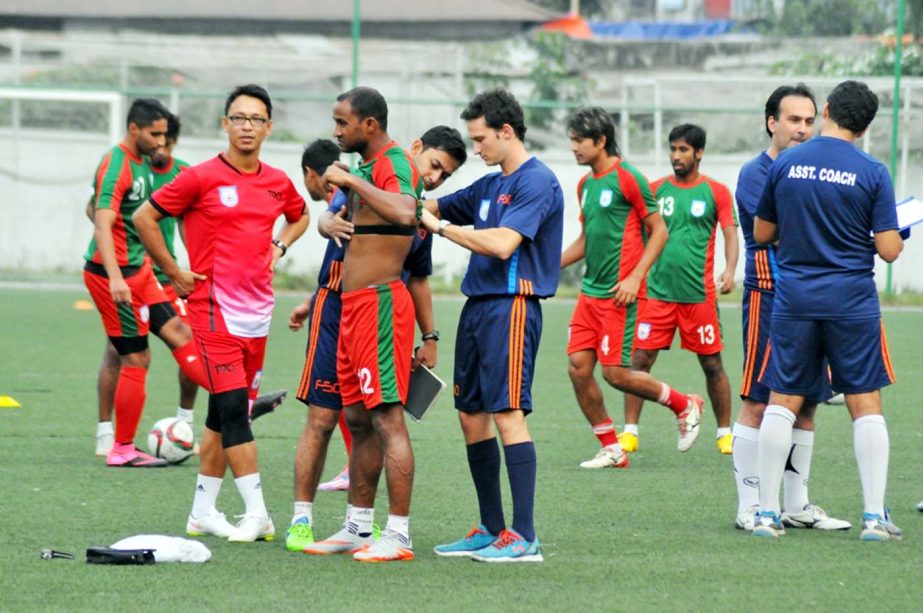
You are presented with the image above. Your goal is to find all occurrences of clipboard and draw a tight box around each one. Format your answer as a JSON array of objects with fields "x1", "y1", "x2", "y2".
[{"x1": 404, "y1": 364, "x2": 446, "y2": 422}]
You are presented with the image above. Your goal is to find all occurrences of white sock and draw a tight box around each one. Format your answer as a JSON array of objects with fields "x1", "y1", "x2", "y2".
[
  {"x1": 385, "y1": 514, "x2": 410, "y2": 541},
  {"x1": 234, "y1": 472, "x2": 267, "y2": 517},
  {"x1": 757, "y1": 405, "x2": 796, "y2": 516},
  {"x1": 292, "y1": 501, "x2": 313, "y2": 525},
  {"x1": 624, "y1": 424, "x2": 639, "y2": 436},
  {"x1": 97, "y1": 421, "x2": 113, "y2": 436},
  {"x1": 783, "y1": 428, "x2": 813, "y2": 513},
  {"x1": 176, "y1": 407, "x2": 194, "y2": 425},
  {"x1": 716, "y1": 427, "x2": 731, "y2": 438},
  {"x1": 349, "y1": 506, "x2": 374, "y2": 536},
  {"x1": 853, "y1": 414, "x2": 889, "y2": 517},
  {"x1": 191, "y1": 474, "x2": 223, "y2": 519},
  {"x1": 732, "y1": 422, "x2": 760, "y2": 513}
]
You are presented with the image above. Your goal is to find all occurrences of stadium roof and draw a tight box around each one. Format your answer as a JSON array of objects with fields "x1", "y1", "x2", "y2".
[{"x1": 0, "y1": 1, "x2": 559, "y2": 39}]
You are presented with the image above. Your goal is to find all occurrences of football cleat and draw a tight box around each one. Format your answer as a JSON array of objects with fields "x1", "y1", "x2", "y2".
[
  {"x1": 735, "y1": 504, "x2": 759, "y2": 531},
  {"x1": 619, "y1": 431, "x2": 639, "y2": 453},
  {"x1": 95, "y1": 432, "x2": 114, "y2": 457},
  {"x1": 860, "y1": 510, "x2": 902, "y2": 542},
  {"x1": 781, "y1": 504, "x2": 851, "y2": 531},
  {"x1": 716, "y1": 433, "x2": 733, "y2": 455},
  {"x1": 752, "y1": 511, "x2": 786, "y2": 538},
  {"x1": 106, "y1": 444, "x2": 168, "y2": 467},
  {"x1": 353, "y1": 529, "x2": 414, "y2": 562},
  {"x1": 286, "y1": 519, "x2": 315, "y2": 551},
  {"x1": 186, "y1": 509, "x2": 236, "y2": 538},
  {"x1": 579, "y1": 445, "x2": 629, "y2": 469},
  {"x1": 318, "y1": 466, "x2": 350, "y2": 491},
  {"x1": 304, "y1": 525, "x2": 375, "y2": 555},
  {"x1": 249, "y1": 390, "x2": 288, "y2": 422},
  {"x1": 433, "y1": 525, "x2": 497, "y2": 557},
  {"x1": 676, "y1": 394, "x2": 703, "y2": 452},
  {"x1": 227, "y1": 513, "x2": 275, "y2": 542},
  {"x1": 471, "y1": 528, "x2": 543, "y2": 563}
]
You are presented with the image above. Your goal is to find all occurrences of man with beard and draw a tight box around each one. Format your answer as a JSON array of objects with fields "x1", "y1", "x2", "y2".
[
  {"x1": 621, "y1": 124, "x2": 738, "y2": 455},
  {"x1": 304, "y1": 87, "x2": 422, "y2": 562}
]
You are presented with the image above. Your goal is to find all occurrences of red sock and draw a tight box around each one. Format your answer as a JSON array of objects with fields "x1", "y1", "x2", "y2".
[
  {"x1": 114, "y1": 366, "x2": 147, "y2": 444},
  {"x1": 338, "y1": 410, "x2": 353, "y2": 455},
  {"x1": 172, "y1": 342, "x2": 209, "y2": 390},
  {"x1": 657, "y1": 383, "x2": 689, "y2": 415},
  {"x1": 592, "y1": 418, "x2": 618, "y2": 447}
]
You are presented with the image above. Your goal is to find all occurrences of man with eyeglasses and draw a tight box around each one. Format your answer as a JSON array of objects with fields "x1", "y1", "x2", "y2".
[{"x1": 134, "y1": 84, "x2": 310, "y2": 543}]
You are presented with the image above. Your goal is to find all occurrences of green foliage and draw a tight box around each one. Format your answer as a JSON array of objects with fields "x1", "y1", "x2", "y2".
[
  {"x1": 525, "y1": 32, "x2": 594, "y2": 132},
  {"x1": 771, "y1": 43, "x2": 923, "y2": 77}
]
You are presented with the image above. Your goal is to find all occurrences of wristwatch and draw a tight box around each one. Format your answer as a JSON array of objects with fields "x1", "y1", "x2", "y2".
[
  {"x1": 421, "y1": 330, "x2": 440, "y2": 342},
  {"x1": 272, "y1": 238, "x2": 288, "y2": 256},
  {"x1": 437, "y1": 219, "x2": 452, "y2": 237}
]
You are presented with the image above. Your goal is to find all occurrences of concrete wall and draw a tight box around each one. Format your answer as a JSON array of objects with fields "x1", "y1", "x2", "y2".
[{"x1": 2, "y1": 128, "x2": 921, "y2": 292}]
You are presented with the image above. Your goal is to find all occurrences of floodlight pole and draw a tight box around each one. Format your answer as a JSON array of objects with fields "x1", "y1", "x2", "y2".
[
  {"x1": 887, "y1": 0, "x2": 906, "y2": 295},
  {"x1": 351, "y1": 0, "x2": 361, "y2": 88}
]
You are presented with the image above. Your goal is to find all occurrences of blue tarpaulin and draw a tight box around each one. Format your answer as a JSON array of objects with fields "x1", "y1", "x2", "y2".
[{"x1": 589, "y1": 20, "x2": 740, "y2": 40}]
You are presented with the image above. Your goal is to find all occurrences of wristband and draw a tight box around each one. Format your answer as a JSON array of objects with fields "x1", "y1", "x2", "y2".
[
  {"x1": 272, "y1": 239, "x2": 287, "y2": 257},
  {"x1": 421, "y1": 330, "x2": 440, "y2": 342}
]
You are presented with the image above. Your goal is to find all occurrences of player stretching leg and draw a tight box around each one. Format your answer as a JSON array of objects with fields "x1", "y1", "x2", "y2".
[
  {"x1": 135, "y1": 85, "x2": 309, "y2": 541},
  {"x1": 288, "y1": 130, "x2": 465, "y2": 552},
  {"x1": 560, "y1": 107, "x2": 703, "y2": 467},
  {"x1": 304, "y1": 88, "x2": 421, "y2": 562},
  {"x1": 421, "y1": 88, "x2": 564, "y2": 561},
  {"x1": 752, "y1": 80, "x2": 903, "y2": 541},
  {"x1": 83, "y1": 99, "x2": 211, "y2": 467},
  {"x1": 622, "y1": 124, "x2": 738, "y2": 455},
  {"x1": 732, "y1": 84, "x2": 849, "y2": 531}
]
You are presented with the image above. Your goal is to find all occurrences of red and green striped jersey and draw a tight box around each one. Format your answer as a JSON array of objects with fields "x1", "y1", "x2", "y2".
[
  {"x1": 151, "y1": 156, "x2": 191, "y2": 283},
  {"x1": 578, "y1": 159, "x2": 658, "y2": 298},
  {"x1": 83, "y1": 144, "x2": 155, "y2": 268},
  {"x1": 354, "y1": 141, "x2": 423, "y2": 217},
  {"x1": 648, "y1": 175, "x2": 737, "y2": 303}
]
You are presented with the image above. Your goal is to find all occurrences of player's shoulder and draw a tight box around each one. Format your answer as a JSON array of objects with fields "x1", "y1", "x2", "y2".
[
  {"x1": 738, "y1": 151, "x2": 772, "y2": 178},
  {"x1": 614, "y1": 159, "x2": 650, "y2": 187},
  {"x1": 651, "y1": 175, "x2": 670, "y2": 192},
  {"x1": 517, "y1": 157, "x2": 558, "y2": 184},
  {"x1": 702, "y1": 175, "x2": 732, "y2": 197},
  {"x1": 174, "y1": 157, "x2": 191, "y2": 170}
]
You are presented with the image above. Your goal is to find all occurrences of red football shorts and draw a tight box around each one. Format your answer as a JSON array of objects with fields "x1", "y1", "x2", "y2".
[
  {"x1": 567, "y1": 293, "x2": 638, "y2": 367},
  {"x1": 337, "y1": 280, "x2": 415, "y2": 409},
  {"x1": 83, "y1": 261, "x2": 169, "y2": 338},
  {"x1": 635, "y1": 297, "x2": 723, "y2": 354},
  {"x1": 193, "y1": 329, "x2": 267, "y2": 397}
]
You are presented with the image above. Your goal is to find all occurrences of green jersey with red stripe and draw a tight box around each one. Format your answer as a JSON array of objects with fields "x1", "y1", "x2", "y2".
[
  {"x1": 151, "y1": 157, "x2": 190, "y2": 283},
  {"x1": 578, "y1": 159, "x2": 658, "y2": 298},
  {"x1": 84, "y1": 144, "x2": 155, "y2": 268},
  {"x1": 648, "y1": 175, "x2": 738, "y2": 303},
  {"x1": 353, "y1": 141, "x2": 423, "y2": 217}
]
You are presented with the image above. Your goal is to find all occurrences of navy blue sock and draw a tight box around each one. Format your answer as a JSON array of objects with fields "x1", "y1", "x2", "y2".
[
  {"x1": 504, "y1": 441, "x2": 537, "y2": 542},
  {"x1": 466, "y1": 438, "x2": 505, "y2": 536}
]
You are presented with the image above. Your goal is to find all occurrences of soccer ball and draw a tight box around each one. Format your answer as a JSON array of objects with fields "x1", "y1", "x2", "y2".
[{"x1": 147, "y1": 417, "x2": 195, "y2": 464}]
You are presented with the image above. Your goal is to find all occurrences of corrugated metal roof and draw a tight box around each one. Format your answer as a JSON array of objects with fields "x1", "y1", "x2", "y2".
[{"x1": 0, "y1": 0, "x2": 557, "y2": 22}]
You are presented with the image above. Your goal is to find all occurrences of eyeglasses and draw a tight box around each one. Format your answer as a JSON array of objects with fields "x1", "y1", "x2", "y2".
[{"x1": 227, "y1": 115, "x2": 269, "y2": 126}]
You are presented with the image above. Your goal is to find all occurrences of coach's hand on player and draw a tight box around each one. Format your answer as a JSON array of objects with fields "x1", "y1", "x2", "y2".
[
  {"x1": 108, "y1": 276, "x2": 132, "y2": 304},
  {"x1": 717, "y1": 269, "x2": 735, "y2": 294},
  {"x1": 170, "y1": 269, "x2": 206, "y2": 298},
  {"x1": 327, "y1": 207, "x2": 355, "y2": 248},
  {"x1": 412, "y1": 341, "x2": 437, "y2": 371},
  {"x1": 288, "y1": 299, "x2": 311, "y2": 331},
  {"x1": 611, "y1": 274, "x2": 641, "y2": 307}
]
